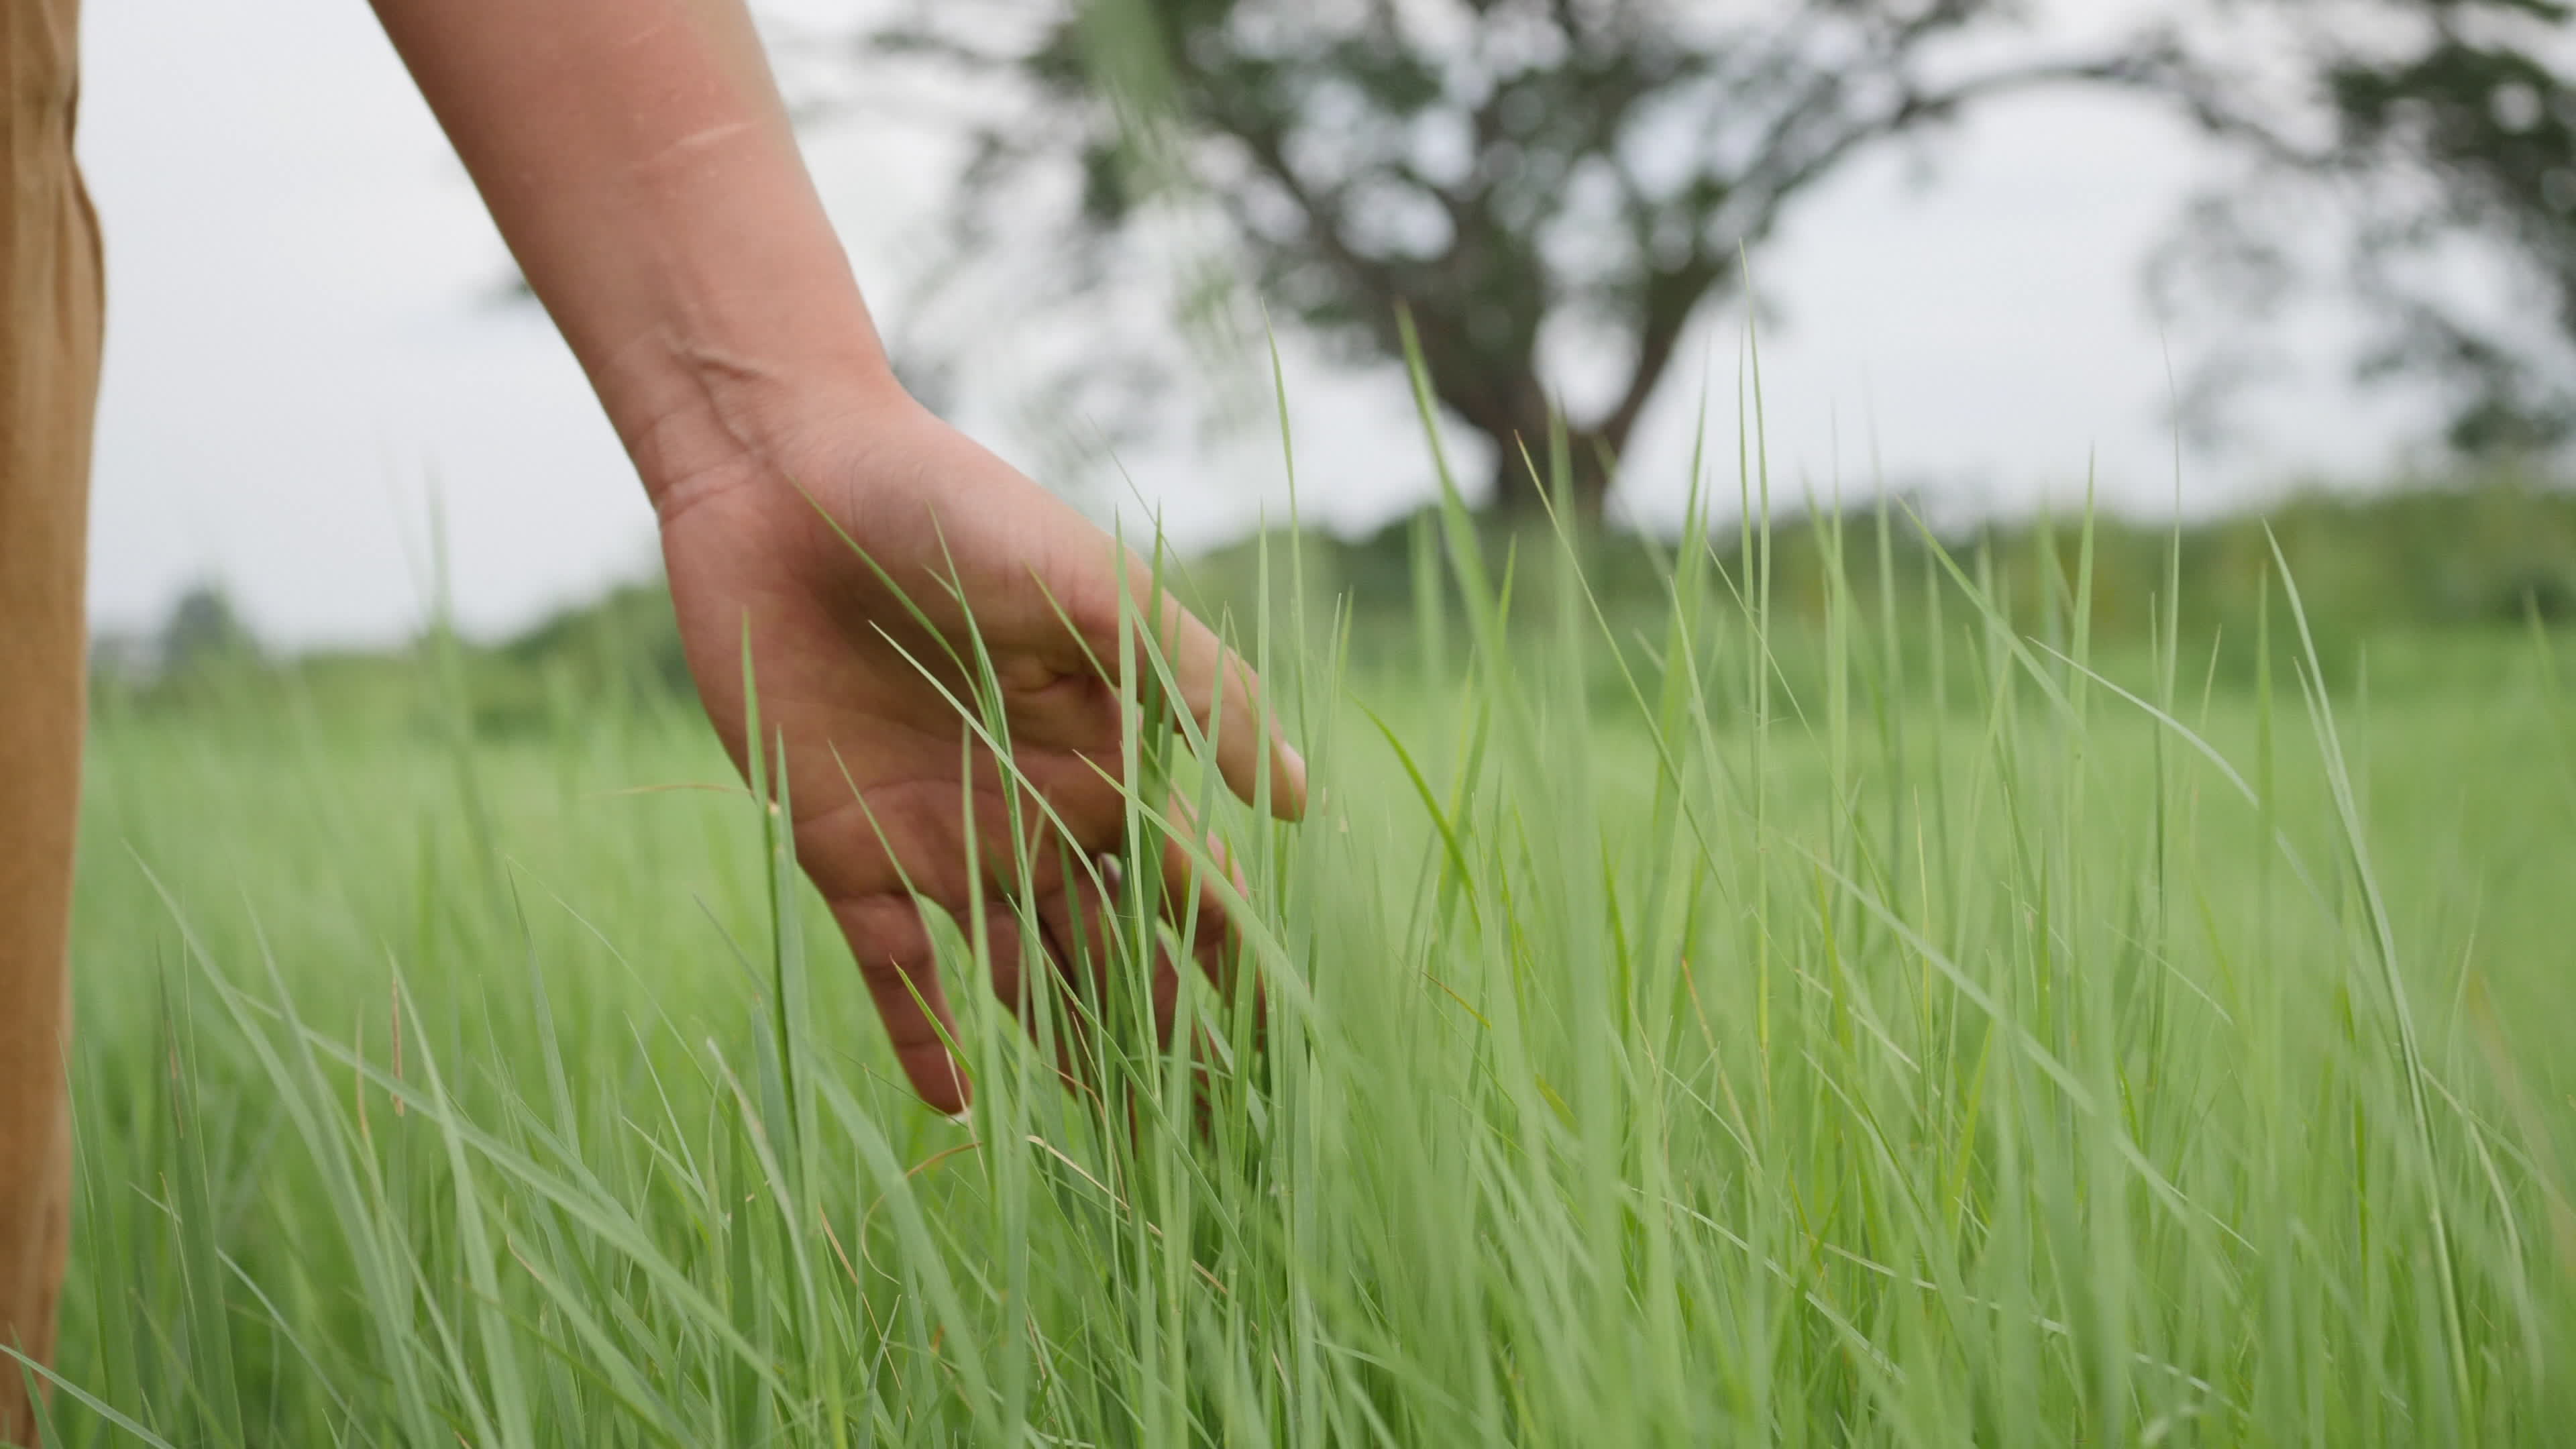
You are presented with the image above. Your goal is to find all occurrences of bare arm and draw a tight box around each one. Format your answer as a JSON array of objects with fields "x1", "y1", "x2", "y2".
[
  {"x1": 370, "y1": 0, "x2": 1304, "y2": 1114},
  {"x1": 369, "y1": 0, "x2": 884, "y2": 514}
]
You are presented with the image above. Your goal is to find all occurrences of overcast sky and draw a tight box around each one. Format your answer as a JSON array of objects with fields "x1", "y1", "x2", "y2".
[{"x1": 77, "y1": 0, "x2": 2438, "y2": 649}]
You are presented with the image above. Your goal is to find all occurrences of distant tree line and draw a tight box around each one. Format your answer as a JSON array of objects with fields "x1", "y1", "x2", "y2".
[
  {"x1": 93, "y1": 477, "x2": 2576, "y2": 731},
  {"x1": 89, "y1": 583, "x2": 260, "y2": 686}
]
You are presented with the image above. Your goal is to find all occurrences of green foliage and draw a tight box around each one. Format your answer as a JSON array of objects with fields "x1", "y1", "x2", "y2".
[
  {"x1": 154, "y1": 584, "x2": 260, "y2": 677},
  {"x1": 2164, "y1": 1, "x2": 2576, "y2": 458},
  {"x1": 96, "y1": 579, "x2": 699, "y2": 744},
  {"x1": 41, "y1": 458, "x2": 2576, "y2": 1442},
  {"x1": 1179, "y1": 474, "x2": 2576, "y2": 693},
  {"x1": 101, "y1": 477, "x2": 2576, "y2": 758},
  {"x1": 2329, "y1": 9, "x2": 2576, "y2": 451},
  {"x1": 862, "y1": 1, "x2": 2576, "y2": 504},
  {"x1": 861, "y1": 0, "x2": 2197, "y2": 512}
]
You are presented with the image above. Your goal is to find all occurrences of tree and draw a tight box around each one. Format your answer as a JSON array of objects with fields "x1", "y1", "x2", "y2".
[
  {"x1": 2292, "y1": 1, "x2": 2576, "y2": 455},
  {"x1": 841, "y1": 0, "x2": 2227, "y2": 519},
  {"x1": 2151, "y1": 3, "x2": 2576, "y2": 460},
  {"x1": 839, "y1": 1, "x2": 2576, "y2": 517},
  {"x1": 157, "y1": 583, "x2": 258, "y2": 676}
]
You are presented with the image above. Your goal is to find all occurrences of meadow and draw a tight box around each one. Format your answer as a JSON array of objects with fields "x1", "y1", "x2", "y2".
[{"x1": 31, "y1": 466, "x2": 2576, "y2": 1444}]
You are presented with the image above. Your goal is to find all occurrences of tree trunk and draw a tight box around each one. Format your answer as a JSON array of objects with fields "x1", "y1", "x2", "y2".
[{"x1": 1411, "y1": 336, "x2": 1621, "y2": 521}]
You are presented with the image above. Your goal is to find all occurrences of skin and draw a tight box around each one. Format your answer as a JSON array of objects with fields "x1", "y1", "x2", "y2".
[{"x1": 371, "y1": 0, "x2": 1305, "y2": 1114}]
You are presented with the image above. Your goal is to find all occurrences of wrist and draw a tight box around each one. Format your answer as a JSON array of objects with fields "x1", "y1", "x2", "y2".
[{"x1": 602, "y1": 320, "x2": 910, "y2": 526}]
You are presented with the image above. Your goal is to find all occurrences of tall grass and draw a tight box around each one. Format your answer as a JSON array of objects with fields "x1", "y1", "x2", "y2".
[{"x1": 29, "y1": 381, "x2": 2576, "y2": 1445}]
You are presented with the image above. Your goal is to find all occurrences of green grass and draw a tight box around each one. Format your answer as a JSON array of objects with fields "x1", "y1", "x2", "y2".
[{"x1": 34, "y1": 438, "x2": 2576, "y2": 1444}]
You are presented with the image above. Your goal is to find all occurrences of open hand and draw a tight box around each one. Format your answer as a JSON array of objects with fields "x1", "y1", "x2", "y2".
[{"x1": 654, "y1": 387, "x2": 1304, "y2": 1114}]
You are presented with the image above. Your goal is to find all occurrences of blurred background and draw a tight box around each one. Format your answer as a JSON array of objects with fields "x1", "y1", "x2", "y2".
[{"x1": 76, "y1": 0, "x2": 2576, "y2": 696}]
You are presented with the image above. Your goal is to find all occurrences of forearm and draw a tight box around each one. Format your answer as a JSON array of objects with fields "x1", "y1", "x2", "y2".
[{"x1": 370, "y1": 0, "x2": 894, "y2": 511}]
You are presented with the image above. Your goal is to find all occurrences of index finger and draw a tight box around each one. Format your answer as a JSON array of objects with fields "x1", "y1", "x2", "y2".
[
  {"x1": 1046, "y1": 546, "x2": 1307, "y2": 820},
  {"x1": 1154, "y1": 598, "x2": 1306, "y2": 822}
]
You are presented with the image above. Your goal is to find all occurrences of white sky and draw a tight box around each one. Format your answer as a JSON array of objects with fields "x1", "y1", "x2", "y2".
[{"x1": 77, "y1": 0, "x2": 2438, "y2": 649}]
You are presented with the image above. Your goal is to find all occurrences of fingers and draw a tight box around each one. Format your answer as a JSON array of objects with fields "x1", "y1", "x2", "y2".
[
  {"x1": 820, "y1": 792, "x2": 1260, "y2": 1120},
  {"x1": 792, "y1": 763, "x2": 1122, "y2": 913},
  {"x1": 835, "y1": 889, "x2": 1084, "y2": 1117},
  {"x1": 1036, "y1": 815, "x2": 1256, "y2": 1051},
  {"x1": 982, "y1": 902, "x2": 1093, "y2": 1098},
  {"x1": 1034, "y1": 861, "x2": 1240, "y2": 1144},
  {"x1": 1147, "y1": 823, "x2": 1260, "y2": 1130},
  {"x1": 1034, "y1": 862, "x2": 1181, "y2": 1046},
  {"x1": 1067, "y1": 557, "x2": 1305, "y2": 822},
  {"x1": 1159, "y1": 801, "x2": 1253, "y2": 1009},
  {"x1": 834, "y1": 896, "x2": 973, "y2": 1115},
  {"x1": 1157, "y1": 600, "x2": 1307, "y2": 822}
]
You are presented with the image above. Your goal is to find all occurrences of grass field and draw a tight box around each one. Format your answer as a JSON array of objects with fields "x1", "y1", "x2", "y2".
[{"x1": 32, "y1": 480, "x2": 2576, "y2": 1444}]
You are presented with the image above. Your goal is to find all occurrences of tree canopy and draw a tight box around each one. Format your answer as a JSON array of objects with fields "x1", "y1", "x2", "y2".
[
  {"x1": 2294, "y1": 1, "x2": 2576, "y2": 455},
  {"x1": 843, "y1": 0, "x2": 2576, "y2": 515}
]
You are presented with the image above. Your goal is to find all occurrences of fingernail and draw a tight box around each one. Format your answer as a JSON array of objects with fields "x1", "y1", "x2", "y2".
[
  {"x1": 947, "y1": 1108, "x2": 974, "y2": 1130},
  {"x1": 1283, "y1": 743, "x2": 1307, "y2": 784}
]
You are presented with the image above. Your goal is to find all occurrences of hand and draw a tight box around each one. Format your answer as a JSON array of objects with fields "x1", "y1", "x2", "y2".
[
  {"x1": 373, "y1": 0, "x2": 1303, "y2": 1116},
  {"x1": 655, "y1": 384, "x2": 1305, "y2": 1115}
]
